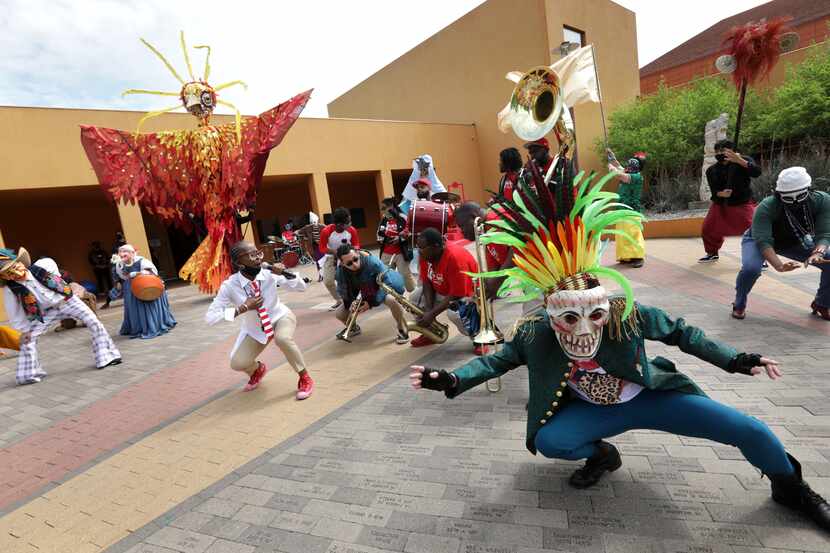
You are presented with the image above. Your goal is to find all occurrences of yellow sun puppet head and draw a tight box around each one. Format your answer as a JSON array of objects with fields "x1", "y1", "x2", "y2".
[{"x1": 123, "y1": 31, "x2": 248, "y2": 141}]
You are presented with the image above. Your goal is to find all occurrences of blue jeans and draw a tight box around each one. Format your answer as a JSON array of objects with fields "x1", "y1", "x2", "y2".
[
  {"x1": 534, "y1": 388, "x2": 793, "y2": 476},
  {"x1": 734, "y1": 230, "x2": 830, "y2": 310}
]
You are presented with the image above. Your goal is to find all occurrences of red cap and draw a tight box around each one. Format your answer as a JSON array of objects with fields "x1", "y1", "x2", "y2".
[
  {"x1": 523, "y1": 137, "x2": 550, "y2": 150},
  {"x1": 414, "y1": 177, "x2": 431, "y2": 187}
]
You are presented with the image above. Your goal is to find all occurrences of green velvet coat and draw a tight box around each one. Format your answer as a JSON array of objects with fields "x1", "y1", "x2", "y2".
[{"x1": 448, "y1": 301, "x2": 738, "y2": 454}]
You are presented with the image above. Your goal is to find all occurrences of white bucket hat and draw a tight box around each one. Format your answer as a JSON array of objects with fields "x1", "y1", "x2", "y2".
[{"x1": 776, "y1": 167, "x2": 812, "y2": 193}]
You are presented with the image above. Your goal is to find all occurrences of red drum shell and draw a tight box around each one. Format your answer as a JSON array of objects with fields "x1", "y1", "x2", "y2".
[
  {"x1": 281, "y1": 250, "x2": 299, "y2": 268},
  {"x1": 131, "y1": 274, "x2": 165, "y2": 302},
  {"x1": 408, "y1": 200, "x2": 455, "y2": 236}
]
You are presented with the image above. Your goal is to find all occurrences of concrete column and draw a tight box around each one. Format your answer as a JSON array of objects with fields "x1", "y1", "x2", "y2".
[
  {"x1": 375, "y1": 170, "x2": 394, "y2": 203},
  {"x1": 308, "y1": 172, "x2": 332, "y2": 221},
  {"x1": 116, "y1": 201, "x2": 151, "y2": 259}
]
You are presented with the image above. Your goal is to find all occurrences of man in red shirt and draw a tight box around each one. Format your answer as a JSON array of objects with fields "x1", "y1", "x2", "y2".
[
  {"x1": 410, "y1": 228, "x2": 479, "y2": 351},
  {"x1": 319, "y1": 207, "x2": 361, "y2": 310},
  {"x1": 453, "y1": 202, "x2": 512, "y2": 300}
]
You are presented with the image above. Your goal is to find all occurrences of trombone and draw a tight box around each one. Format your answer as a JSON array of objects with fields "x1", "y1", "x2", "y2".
[{"x1": 472, "y1": 216, "x2": 504, "y2": 392}]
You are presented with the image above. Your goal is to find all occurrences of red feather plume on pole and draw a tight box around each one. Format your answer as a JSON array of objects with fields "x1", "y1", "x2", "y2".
[{"x1": 722, "y1": 17, "x2": 791, "y2": 89}]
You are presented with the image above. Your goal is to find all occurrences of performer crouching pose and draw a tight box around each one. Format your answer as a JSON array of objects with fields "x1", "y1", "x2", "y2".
[
  {"x1": 334, "y1": 245, "x2": 409, "y2": 344},
  {"x1": 410, "y1": 171, "x2": 830, "y2": 531},
  {"x1": 410, "y1": 228, "x2": 480, "y2": 352},
  {"x1": 0, "y1": 247, "x2": 121, "y2": 385},
  {"x1": 206, "y1": 241, "x2": 314, "y2": 398}
]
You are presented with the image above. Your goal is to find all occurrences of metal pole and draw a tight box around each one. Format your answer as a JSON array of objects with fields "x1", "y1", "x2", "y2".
[{"x1": 590, "y1": 44, "x2": 609, "y2": 150}]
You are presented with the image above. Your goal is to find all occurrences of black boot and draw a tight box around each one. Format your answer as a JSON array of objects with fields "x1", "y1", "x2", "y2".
[
  {"x1": 569, "y1": 441, "x2": 622, "y2": 489},
  {"x1": 771, "y1": 453, "x2": 830, "y2": 531}
]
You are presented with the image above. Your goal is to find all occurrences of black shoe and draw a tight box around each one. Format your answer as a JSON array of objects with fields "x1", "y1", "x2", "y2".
[
  {"x1": 771, "y1": 453, "x2": 830, "y2": 531},
  {"x1": 630, "y1": 259, "x2": 644, "y2": 268},
  {"x1": 698, "y1": 254, "x2": 719, "y2": 263},
  {"x1": 569, "y1": 441, "x2": 622, "y2": 489}
]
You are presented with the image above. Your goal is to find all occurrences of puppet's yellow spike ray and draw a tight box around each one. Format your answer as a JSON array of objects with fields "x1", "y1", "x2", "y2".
[
  {"x1": 122, "y1": 89, "x2": 180, "y2": 98},
  {"x1": 217, "y1": 99, "x2": 243, "y2": 143},
  {"x1": 134, "y1": 103, "x2": 182, "y2": 136},
  {"x1": 180, "y1": 31, "x2": 196, "y2": 81},
  {"x1": 215, "y1": 80, "x2": 248, "y2": 92},
  {"x1": 195, "y1": 45, "x2": 211, "y2": 81},
  {"x1": 140, "y1": 38, "x2": 185, "y2": 84}
]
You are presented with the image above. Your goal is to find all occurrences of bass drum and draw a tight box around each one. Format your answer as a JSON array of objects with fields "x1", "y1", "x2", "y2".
[
  {"x1": 408, "y1": 200, "x2": 455, "y2": 237},
  {"x1": 280, "y1": 250, "x2": 300, "y2": 268},
  {"x1": 131, "y1": 274, "x2": 165, "y2": 302}
]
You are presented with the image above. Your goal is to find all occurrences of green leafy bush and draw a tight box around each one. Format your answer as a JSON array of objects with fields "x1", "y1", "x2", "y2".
[{"x1": 599, "y1": 43, "x2": 830, "y2": 212}]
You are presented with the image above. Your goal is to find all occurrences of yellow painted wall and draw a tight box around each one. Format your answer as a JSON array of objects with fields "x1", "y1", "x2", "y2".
[
  {"x1": 543, "y1": 0, "x2": 640, "y2": 173},
  {"x1": 328, "y1": 0, "x2": 639, "y2": 195},
  {"x1": 0, "y1": 105, "x2": 481, "y2": 320},
  {"x1": 328, "y1": 0, "x2": 550, "y2": 202}
]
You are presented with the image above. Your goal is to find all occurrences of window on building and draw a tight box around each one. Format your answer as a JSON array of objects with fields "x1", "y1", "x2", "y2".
[{"x1": 563, "y1": 26, "x2": 585, "y2": 50}]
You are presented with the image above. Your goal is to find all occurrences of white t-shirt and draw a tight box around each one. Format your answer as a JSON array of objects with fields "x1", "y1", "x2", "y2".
[
  {"x1": 327, "y1": 229, "x2": 354, "y2": 252},
  {"x1": 566, "y1": 361, "x2": 643, "y2": 405}
]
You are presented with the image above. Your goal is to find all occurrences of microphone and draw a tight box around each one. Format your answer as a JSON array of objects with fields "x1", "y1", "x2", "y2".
[{"x1": 261, "y1": 262, "x2": 297, "y2": 279}]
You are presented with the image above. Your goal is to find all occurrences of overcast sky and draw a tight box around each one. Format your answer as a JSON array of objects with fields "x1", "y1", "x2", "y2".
[{"x1": 1, "y1": 0, "x2": 769, "y2": 118}]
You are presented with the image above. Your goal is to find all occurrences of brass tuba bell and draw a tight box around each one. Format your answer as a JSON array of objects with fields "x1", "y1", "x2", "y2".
[{"x1": 504, "y1": 66, "x2": 563, "y2": 142}]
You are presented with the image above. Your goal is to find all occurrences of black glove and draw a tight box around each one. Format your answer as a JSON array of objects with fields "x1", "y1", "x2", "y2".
[
  {"x1": 420, "y1": 368, "x2": 458, "y2": 392},
  {"x1": 727, "y1": 353, "x2": 762, "y2": 375}
]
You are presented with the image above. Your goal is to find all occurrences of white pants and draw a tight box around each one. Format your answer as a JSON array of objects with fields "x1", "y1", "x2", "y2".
[
  {"x1": 17, "y1": 295, "x2": 121, "y2": 384},
  {"x1": 229, "y1": 310, "x2": 306, "y2": 375},
  {"x1": 323, "y1": 256, "x2": 339, "y2": 302}
]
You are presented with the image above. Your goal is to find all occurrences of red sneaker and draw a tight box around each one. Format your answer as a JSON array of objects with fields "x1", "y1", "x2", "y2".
[
  {"x1": 297, "y1": 372, "x2": 314, "y2": 400},
  {"x1": 244, "y1": 362, "x2": 268, "y2": 392},
  {"x1": 410, "y1": 335, "x2": 436, "y2": 348}
]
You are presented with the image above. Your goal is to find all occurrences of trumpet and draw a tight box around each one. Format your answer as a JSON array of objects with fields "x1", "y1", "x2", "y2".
[
  {"x1": 472, "y1": 217, "x2": 504, "y2": 392},
  {"x1": 376, "y1": 269, "x2": 448, "y2": 344},
  {"x1": 337, "y1": 292, "x2": 363, "y2": 343}
]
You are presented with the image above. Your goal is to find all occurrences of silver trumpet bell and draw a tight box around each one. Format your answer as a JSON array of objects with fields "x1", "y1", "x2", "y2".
[{"x1": 505, "y1": 66, "x2": 563, "y2": 141}]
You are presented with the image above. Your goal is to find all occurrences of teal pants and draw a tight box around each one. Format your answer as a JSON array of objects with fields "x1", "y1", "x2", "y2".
[{"x1": 534, "y1": 388, "x2": 794, "y2": 476}]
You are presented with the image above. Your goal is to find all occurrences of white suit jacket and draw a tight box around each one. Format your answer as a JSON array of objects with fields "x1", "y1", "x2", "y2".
[{"x1": 205, "y1": 269, "x2": 306, "y2": 356}]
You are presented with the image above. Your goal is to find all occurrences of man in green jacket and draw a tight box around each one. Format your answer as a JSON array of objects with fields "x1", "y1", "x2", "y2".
[
  {"x1": 733, "y1": 166, "x2": 830, "y2": 319},
  {"x1": 411, "y1": 169, "x2": 830, "y2": 532}
]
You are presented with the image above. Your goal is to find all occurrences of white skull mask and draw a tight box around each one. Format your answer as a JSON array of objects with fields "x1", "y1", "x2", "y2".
[{"x1": 546, "y1": 286, "x2": 610, "y2": 360}]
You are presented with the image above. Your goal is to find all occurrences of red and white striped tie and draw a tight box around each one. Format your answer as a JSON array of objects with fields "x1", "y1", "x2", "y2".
[{"x1": 249, "y1": 281, "x2": 274, "y2": 340}]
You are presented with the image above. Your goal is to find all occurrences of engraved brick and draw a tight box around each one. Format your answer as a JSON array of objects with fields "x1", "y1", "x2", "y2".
[{"x1": 145, "y1": 527, "x2": 216, "y2": 553}]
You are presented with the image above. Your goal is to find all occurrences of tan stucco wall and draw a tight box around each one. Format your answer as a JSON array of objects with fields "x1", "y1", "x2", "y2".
[
  {"x1": 544, "y1": 0, "x2": 640, "y2": 172},
  {"x1": 328, "y1": 0, "x2": 639, "y2": 194},
  {"x1": 328, "y1": 0, "x2": 551, "y2": 202}
]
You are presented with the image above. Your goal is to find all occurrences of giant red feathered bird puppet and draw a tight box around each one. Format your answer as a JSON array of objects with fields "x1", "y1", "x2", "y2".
[{"x1": 81, "y1": 32, "x2": 311, "y2": 295}]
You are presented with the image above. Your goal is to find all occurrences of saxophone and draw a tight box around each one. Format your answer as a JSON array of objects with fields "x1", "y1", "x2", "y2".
[{"x1": 376, "y1": 271, "x2": 448, "y2": 344}]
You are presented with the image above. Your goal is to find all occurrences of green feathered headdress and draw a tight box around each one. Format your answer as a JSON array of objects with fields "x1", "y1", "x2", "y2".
[{"x1": 475, "y1": 161, "x2": 645, "y2": 317}]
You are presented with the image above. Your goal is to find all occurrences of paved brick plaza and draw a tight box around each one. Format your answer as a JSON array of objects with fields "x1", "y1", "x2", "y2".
[{"x1": 2, "y1": 237, "x2": 830, "y2": 553}]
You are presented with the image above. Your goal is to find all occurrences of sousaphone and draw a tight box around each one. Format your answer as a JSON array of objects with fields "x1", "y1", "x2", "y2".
[{"x1": 505, "y1": 66, "x2": 563, "y2": 142}]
